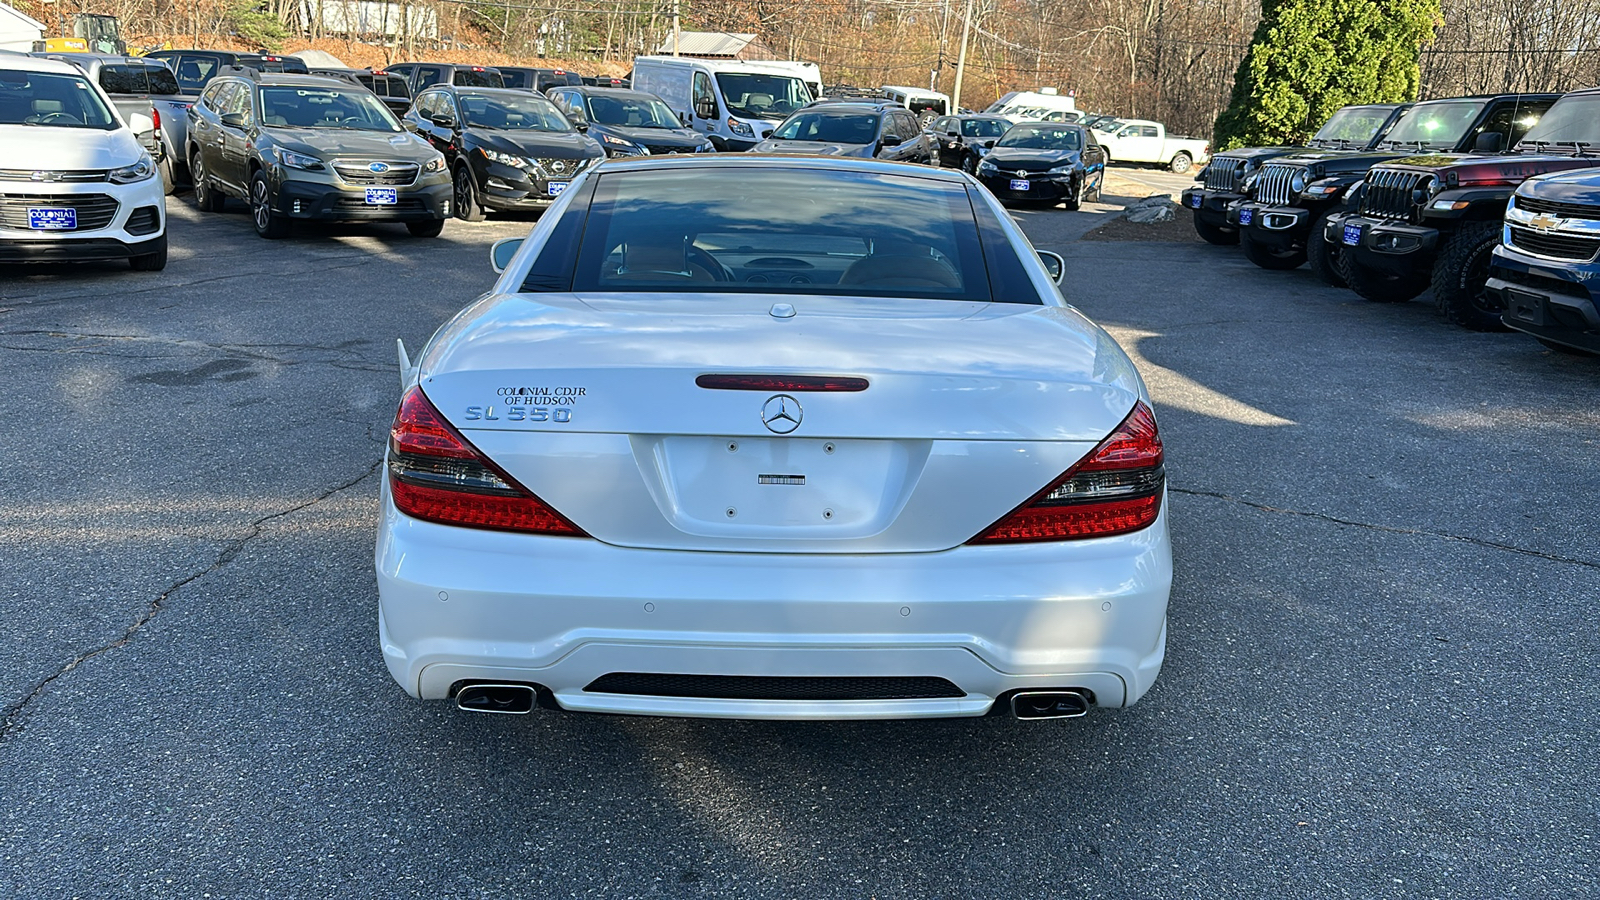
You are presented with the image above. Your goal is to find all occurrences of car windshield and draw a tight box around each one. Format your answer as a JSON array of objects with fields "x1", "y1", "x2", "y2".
[
  {"x1": 571, "y1": 167, "x2": 998, "y2": 302},
  {"x1": 1311, "y1": 106, "x2": 1393, "y2": 145},
  {"x1": 259, "y1": 86, "x2": 399, "y2": 130},
  {"x1": 1517, "y1": 96, "x2": 1600, "y2": 148},
  {"x1": 1381, "y1": 101, "x2": 1484, "y2": 148},
  {"x1": 459, "y1": 92, "x2": 570, "y2": 131},
  {"x1": 772, "y1": 111, "x2": 879, "y2": 143},
  {"x1": 168, "y1": 55, "x2": 217, "y2": 92},
  {"x1": 961, "y1": 118, "x2": 1007, "y2": 137},
  {"x1": 997, "y1": 125, "x2": 1081, "y2": 150},
  {"x1": 1091, "y1": 118, "x2": 1122, "y2": 133},
  {"x1": 716, "y1": 72, "x2": 810, "y2": 120},
  {"x1": 0, "y1": 69, "x2": 118, "y2": 129},
  {"x1": 586, "y1": 94, "x2": 678, "y2": 128}
]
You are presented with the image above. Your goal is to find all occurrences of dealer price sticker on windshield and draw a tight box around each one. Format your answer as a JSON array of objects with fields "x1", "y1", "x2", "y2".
[
  {"x1": 1009, "y1": 179, "x2": 1030, "y2": 191},
  {"x1": 28, "y1": 208, "x2": 76, "y2": 230},
  {"x1": 365, "y1": 188, "x2": 398, "y2": 205}
]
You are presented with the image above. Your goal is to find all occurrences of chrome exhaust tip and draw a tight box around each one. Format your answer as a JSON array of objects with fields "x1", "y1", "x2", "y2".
[
  {"x1": 1010, "y1": 689, "x2": 1092, "y2": 720},
  {"x1": 455, "y1": 683, "x2": 537, "y2": 715}
]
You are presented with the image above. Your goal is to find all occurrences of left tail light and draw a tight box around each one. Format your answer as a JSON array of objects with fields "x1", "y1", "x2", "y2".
[
  {"x1": 387, "y1": 386, "x2": 586, "y2": 536},
  {"x1": 968, "y1": 401, "x2": 1164, "y2": 544}
]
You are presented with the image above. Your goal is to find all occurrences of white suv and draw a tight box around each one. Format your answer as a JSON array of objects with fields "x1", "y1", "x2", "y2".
[{"x1": 0, "y1": 55, "x2": 167, "y2": 270}]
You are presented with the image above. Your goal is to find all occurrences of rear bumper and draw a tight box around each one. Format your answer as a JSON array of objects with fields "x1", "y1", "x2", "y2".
[
  {"x1": 1487, "y1": 244, "x2": 1600, "y2": 353},
  {"x1": 375, "y1": 479, "x2": 1173, "y2": 719},
  {"x1": 1324, "y1": 212, "x2": 1441, "y2": 275},
  {"x1": 1181, "y1": 188, "x2": 1241, "y2": 227}
]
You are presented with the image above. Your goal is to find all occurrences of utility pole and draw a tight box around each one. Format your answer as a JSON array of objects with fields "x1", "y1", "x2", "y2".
[
  {"x1": 672, "y1": 0, "x2": 680, "y2": 56},
  {"x1": 951, "y1": 0, "x2": 974, "y2": 111}
]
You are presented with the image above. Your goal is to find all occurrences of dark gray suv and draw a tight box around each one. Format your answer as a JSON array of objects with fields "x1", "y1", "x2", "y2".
[{"x1": 186, "y1": 70, "x2": 450, "y2": 238}]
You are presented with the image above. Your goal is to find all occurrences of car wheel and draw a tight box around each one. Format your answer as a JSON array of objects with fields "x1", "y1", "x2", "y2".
[
  {"x1": 158, "y1": 156, "x2": 175, "y2": 196},
  {"x1": 1432, "y1": 220, "x2": 1508, "y2": 331},
  {"x1": 249, "y1": 170, "x2": 289, "y2": 239},
  {"x1": 1240, "y1": 227, "x2": 1306, "y2": 270},
  {"x1": 407, "y1": 217, "x2": 446, "y2": 238},
  {"x1": 1169, "y1": 153, "x2": 1193, "y2": 175},
  {"x1": 128, "y1": 233, "x2": 167, "y2": 271},
  {"x1": 1337, "y1": 248, "x2": 1429, "y2": 302},
  {"x1": 1305, "y1": 211, "x2": 1346, "y2": 287},
  {"x1": 1062, "y1": 176, "x2": 1082, "y2": 211},
  {"x1": 1192, "y1": 213, "x2": 1238, "y2": 246},
  {"x1": 190, "y1": 150, "x2": 225, "y2": 213},
  {"x1": 453, "y1": 165, "x2": 485, "y2": 222}
]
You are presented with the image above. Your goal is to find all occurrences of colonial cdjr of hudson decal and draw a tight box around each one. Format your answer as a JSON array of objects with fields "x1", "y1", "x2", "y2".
[
  {"x1": 463, "y1": 406, "x2": 573, "y2": 423},
  {"x1": 495, "y1": 386, "x2": 587, "y2": 405}
]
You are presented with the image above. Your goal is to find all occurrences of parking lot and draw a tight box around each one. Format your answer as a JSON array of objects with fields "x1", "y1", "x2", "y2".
[{"x1": 1, "y1": 172, "x2": 1596, "y2": 898}]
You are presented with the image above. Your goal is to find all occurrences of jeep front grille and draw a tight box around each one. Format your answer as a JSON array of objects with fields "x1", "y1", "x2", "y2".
[
  {"x1": 1515, "y1": 195, "x2": 1600, "y2": 221},
  {"x1": 1254, "y1": 163, "x2": 1302, "y2": 206},
  {"x1": 0, "y1": 192, "x2": 119, "y2": 231},
  {"x1": 1508, "y1": 225, "x2": 1600, "y2": 262},
  {"x1": 1359, "y1": 167, "x2": 1426, "y2": 220},
  {"x1": 1202, "y1": 156, "x2": 1245, "y2": 192},
  {"x1": 332, "y1": 161, "x2": 420, "y2": 186}
]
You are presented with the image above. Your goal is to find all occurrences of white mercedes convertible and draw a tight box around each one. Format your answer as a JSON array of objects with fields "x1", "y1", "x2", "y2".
[{"x1": 376, "y1": 155, "x2": 1172, "y2": 721}]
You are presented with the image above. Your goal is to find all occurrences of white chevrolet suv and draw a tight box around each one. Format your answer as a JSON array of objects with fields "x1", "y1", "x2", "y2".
[{"x1": 0, "y1": 54, "x2": 167, "y2": 270}]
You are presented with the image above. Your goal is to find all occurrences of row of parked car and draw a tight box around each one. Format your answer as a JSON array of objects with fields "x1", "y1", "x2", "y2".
[{"x1": 1182, "y1": 88, "x2": 1600, "y2": 356}]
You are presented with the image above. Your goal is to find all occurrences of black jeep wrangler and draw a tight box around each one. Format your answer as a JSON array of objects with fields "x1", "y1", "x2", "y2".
[
  {"x1": 1232, "y1": 94, "x2": 1555, "y2": 286},
  {"x1": 1182, "y1": 104, "x2": 1409, "y2": 246},
  {"x1": 1325, "y1": 90, "x2": 1600, "y2": 329}
]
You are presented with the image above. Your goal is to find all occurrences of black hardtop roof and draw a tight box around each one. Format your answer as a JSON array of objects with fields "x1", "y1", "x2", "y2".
[{"x1": 1415, "y1": 92, "x2": 1564, "y2": 103}]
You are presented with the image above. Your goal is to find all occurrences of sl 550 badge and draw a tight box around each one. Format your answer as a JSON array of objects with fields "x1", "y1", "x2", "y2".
[{"x1": 464, "y1": 405, "x2": 572, "y2": 423}]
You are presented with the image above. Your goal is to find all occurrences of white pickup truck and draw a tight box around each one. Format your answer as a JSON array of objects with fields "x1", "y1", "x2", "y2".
[{"x1": 1091, "y1": 118, "x2": 1210, "y2": 174}]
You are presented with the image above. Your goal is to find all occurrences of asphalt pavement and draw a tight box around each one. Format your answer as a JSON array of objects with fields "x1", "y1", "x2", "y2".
[{"x1": 1, "y1": 185, "x2": 1596, "y2": 899}]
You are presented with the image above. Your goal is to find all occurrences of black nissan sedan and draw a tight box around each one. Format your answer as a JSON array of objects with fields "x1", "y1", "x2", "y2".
[
  {"x1": 544, "y1": 85, "x2": 712, "y2": 156},
  {"x1": 974, "y1": 123, "x2": 1105, "y2": 209},
  {"x1": 404, "y1": 85, "x2": 604, "y2": 220}
]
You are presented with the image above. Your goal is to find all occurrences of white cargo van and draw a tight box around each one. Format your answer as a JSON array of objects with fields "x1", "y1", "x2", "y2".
[
  {"x1": 631, "y1": 56, "x2": 817, "y2": 151},
  {"x1": 881, "y1": 85, "x2": 950, "y2": 123},
  {"x1": 984, "y1": 89, "x2": 1077, "y2": 123}
]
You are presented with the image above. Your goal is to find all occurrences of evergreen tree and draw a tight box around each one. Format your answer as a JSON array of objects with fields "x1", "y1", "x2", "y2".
[{"x1": 1214, "y1": 0, "x2": 1441, "y2": 150}]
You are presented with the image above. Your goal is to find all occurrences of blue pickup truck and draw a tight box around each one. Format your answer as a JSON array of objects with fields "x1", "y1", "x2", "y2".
[{"x1": 1487, "y1": 169, "x2": 1600, "y2": 355}]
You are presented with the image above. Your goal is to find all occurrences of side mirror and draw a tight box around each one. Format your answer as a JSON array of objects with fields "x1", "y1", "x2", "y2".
[
  {"x1": 491, "y1": 237, "x2": 523, "y2": 274},
  {"x1": 429, "y1": 113, "x2": 456, "y2": 129},
  {"x1": 982, "y1": 139, "x2": 996, "y2": 148},
  {"x1": 1036, "y1": 250, "x2": 1065, "y2": 285},
  {"x1": 573, "y1": 120, "x2": 588, "y2": 132},
  {"x1": 219, "y1": 111, "x2": 246, "y2": 129},
  {"x1": 678, "y1": 111, "x2": 691, "y2": 127},
  {"x1": 880, "y1": 133, "x2": 904, "y2": 147},
  {"x1": 127, "y1": 112, "x2": 154, "y2": 135},
  {"x1": 945, "y1": 129, "x2": 958, "y2": 137},
  {"x1": 694, "y1": 102, "x2": 715, "y2": 120},
  {"x1": 1473, "y1": 131, "x2": 1505, "y2": 154}
]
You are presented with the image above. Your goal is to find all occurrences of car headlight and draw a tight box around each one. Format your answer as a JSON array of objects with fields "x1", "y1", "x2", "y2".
[
  {"x1": 481, "y1": 149, "x2": 526, "y2": 167},
  {"x1": 275, "y1": 148, "x2": 324, "y2": 171},
  {"x1": 423, "y1": 156, "x2": 446, "y2": 173},
  {"x1": 977, "y1": 159, "x2": 997, "y2": 174},
  {"x1": 1048, "y1": 164, "x2": 1077, "y2": 175},
  {"x1": 1289, "y1": 170, "x2": 1308, "y2": 193},
  {"x1": 108, "y1": 152, "x2": 155, "y2": 184},
  {"x1": 695, "y1": 141, "x2": 713, "y2": 153},
  {"x1": 727, "y1": 117, "x2": 753, "y2": 137},
  {"x1": 600, "y1": 133, "x2": 638, "y2": 150}
]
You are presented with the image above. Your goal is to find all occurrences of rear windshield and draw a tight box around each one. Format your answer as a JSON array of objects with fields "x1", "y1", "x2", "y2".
[
  {"x1": 499, "y1": 70, "x2": 531, "y2": 89},
  {"x1": 0, "y1": 69, "x2": 118, "y2": 129},
  {"x1": 452, "y1": 69, "x2": 503, "y2": 88},
  {"x1": 571, "y1": 167, "x2": 1001, "y2": 302},
  {"x1": 99, "y1": 64, "x2": 178, "y2": 95},
  {"x1": 961, "y1": 119, "x2": 1007, "y2": 137},
  {"x1": 168, "y1": 55, "x2": 219, "y2": 91}
]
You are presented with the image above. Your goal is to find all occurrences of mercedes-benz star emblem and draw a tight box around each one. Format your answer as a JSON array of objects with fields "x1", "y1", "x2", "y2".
[{"x1": 761, "y1": 394, "x2": 802, "y2": 434}]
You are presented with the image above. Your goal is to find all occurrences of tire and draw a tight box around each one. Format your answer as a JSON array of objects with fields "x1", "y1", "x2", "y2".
[
  {"x1": 249, "y1": 170, "x2": 289, "y2": 239},
  {"x1": 190, "y1": 149, "x2": 225, "y2": 213},
  {"x1": 1338, "y1": 248, "x2": 1429, "y2": 303},
  {"x1": 158, "y1": 155, "x2": 175, "y2": 196},
  {"x1": 1062, "y1": 176, "x2": 1082, "y2": 211},
  {"x1": 407, "y1": 217, "x2": 446, "y2": 238},
  {"x1": 128, "y1": 233, "x2": 167, "y2": 271},
  {"x1": 453, "y1": 164, "x2": 485, "y2": 222},
  {"x1": 1193, "y1": 212, "x2": 1239, "y2": 246},
  {"x1": 1241, "y1": 227, "x2": 1306, "y2": 270},
  {"x1": 1169, "y1": 152, "x2": 1193, "y2": 175},
  {"x1": 1305, "y1": 211, "x2": 1346, "y2": 287},
  {"x1": 1431, "y1": 220, "x2": 1508, "y2": 331}
]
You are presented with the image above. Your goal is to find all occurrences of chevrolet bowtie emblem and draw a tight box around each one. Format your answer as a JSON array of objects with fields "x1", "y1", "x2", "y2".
[{"x1": 1529, "y1": 214, "x2": 1562, "y2": 231}]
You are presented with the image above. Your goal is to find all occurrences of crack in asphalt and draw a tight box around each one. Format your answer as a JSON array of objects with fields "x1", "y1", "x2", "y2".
[
  {"x1": 1173, "y1": 487, "x2": 1600, "y2": 570},
  {"x1": 0, "y1": 330, "x2": 391, "y2": 373},
  {"x1": 0, "y1": 460, "x2": 383, "y2": 744},
  {"x1": 0, "y1": 258, "x2": 381, "y2": 307}
]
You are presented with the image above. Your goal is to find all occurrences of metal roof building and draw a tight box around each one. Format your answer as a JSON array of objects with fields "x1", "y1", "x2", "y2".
[{"x1": 655, "y1": 31, "x2": 776, "y2": 60}]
